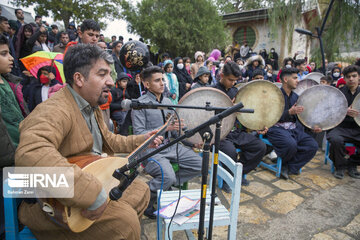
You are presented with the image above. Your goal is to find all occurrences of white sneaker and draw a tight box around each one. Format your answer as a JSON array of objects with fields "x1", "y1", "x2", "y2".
[{"x1": 268, "y1": 150, "x2": 277, "y2": 160}]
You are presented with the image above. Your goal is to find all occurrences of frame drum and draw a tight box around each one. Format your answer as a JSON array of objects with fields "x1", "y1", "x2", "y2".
[
  {"x1": 234, "y1": 80, "x2": 285, "y2": 130},
  {"x1": 297, "y1": 85, "x2": 348, "y2": 130},
  {"x1": 177, "y1": 87, "x2": 235, "y2": 144},
  {"x1": 352, "y1": 92, "x2": 360, "y2": 127},
  {"x1": 294, "y1": 79, "x2": 319, "y2": 96}
]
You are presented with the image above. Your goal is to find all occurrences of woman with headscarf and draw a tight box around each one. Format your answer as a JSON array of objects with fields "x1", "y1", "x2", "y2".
[
  {"x1": 269, "y1": 48, "x2": 279, "y2": 70},
  {"x1": 173, "y1": 57, "x2": 193, "y2": 100},
  {"x1": 331, "y1": 66, "x2": 342, "y2": 84}
]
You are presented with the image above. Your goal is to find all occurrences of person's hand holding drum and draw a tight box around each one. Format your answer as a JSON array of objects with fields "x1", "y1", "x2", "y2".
[{"x1": 289, "y1": 103, "x2": 304, "y2": 115}]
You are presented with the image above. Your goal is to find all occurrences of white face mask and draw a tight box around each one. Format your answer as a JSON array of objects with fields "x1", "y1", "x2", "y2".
[
  {"x1": 177, "y1": 63, "x2": 184, "y2": 70},
  {"x1": 271, "y1": 50, "x2": 275, "y2": 53},
  {"x1": 333, "y1": 72, "x2": 340, "y2": 78},
  {"x1": 219, "y1": 63, "x2": 224, "y2": 69},
  {"x1": 267, "y1": 72, "x2": 272, "y2": 77},
  {"x1": 239, "y1": 65, "x2": 243, "y2": 70},
  {"x1": 286, "y1": 64, "x2": 292, "y2": 68}
]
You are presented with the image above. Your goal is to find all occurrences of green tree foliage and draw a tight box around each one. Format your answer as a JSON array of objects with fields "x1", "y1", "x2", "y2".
[
  {"x1": 215, "y1": 0, "x2": 265, "y2": 13},
  {"x1": 217, "y1": 0, "x2": 360, "y2": 63},
  {"x1": 12, "y1": 0, "x2": 122, "y2": 28},
  {"x1": 120, "y1": 0, "x2": 230, "y2": 57}
]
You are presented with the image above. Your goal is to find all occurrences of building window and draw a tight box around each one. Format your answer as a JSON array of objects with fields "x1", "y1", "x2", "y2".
[{"x1": 234, "y1": 26, "x2": 256, "y2": 48}]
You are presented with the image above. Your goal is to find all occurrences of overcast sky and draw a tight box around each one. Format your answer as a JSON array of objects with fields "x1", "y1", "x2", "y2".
[{"x1": 2, "y1": 2, "x2": 139, "y2": 41}]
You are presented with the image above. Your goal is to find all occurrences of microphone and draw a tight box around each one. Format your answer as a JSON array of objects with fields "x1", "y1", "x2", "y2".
[{"x1": 121, "y1": 99, "x2": 170, "y2": 111}]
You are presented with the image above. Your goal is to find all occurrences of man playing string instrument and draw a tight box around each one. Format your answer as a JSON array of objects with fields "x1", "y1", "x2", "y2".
[{"x1": 15, "y1": 44, "x2": 162, "y2": 240}]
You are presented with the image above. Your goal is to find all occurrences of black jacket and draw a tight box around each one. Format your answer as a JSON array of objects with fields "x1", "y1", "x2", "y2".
[
  {"x1": 110, "y1": 86, "x2": 130, "y2": 114},
  {"x1": 173, "y1": 57, "x2": 193, "y2": 99},
  {"x1": 27, "y1": 79, "x2": 61, "y2": 112},
  {"x1": 112, "y1": 53, "x2": 125, "y2": 79}
]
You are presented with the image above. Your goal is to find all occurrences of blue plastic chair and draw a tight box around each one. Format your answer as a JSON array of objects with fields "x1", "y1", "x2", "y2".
[
  {"x1": 3, "y1": 179, "x2": 36, "y2": 240},
  {"x1": 324, "y1": 141, "x2": 356, "y2": 173},
  {"x1": 216, "y1": 148, "x2": 246, "y2": 189},
  {"x1": 157, "y1": 150, "x2": 243, "y2": 240},
  {"x1": 258, "y1": 135, "x2": 283, "y2": 177}
]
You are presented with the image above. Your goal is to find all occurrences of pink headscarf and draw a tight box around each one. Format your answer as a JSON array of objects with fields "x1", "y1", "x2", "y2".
[{"x1": 210, "y1": 49, "x2": 221, "y2": 61}]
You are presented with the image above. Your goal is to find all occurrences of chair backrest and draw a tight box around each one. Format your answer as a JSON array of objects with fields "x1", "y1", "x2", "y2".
[{"x1": 209, "y1": 148, "x2": 243, "y2": 234}]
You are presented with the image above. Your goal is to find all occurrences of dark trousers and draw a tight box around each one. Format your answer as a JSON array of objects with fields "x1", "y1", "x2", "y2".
[
  {"x1": 267, "y1": 126, "x2": 318, "y2": 173},
  {"x1": 327, "y1": 126, "x2": 360, "y2": 170},
  {"x1": 219, "y1": 129, "x2": 266, "y2": 174}
]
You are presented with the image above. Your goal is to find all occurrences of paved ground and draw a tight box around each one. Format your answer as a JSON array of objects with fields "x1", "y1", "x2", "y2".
[{"x1": 140, "y1": 151, "x2": 360, "y2": 240}]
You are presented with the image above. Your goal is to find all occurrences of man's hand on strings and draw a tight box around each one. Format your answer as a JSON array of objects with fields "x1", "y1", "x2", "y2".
[
  {"x1": 145, "y1": 130, "x2": 163, "y2": 148},
  {"x1": 167, "y1": 119, "x2": 185, "y2": 132}
]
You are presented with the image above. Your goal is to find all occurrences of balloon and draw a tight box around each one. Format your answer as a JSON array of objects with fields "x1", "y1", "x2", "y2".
[{"x1": 120, "y1": 40, "x2": 150, "y2": 72}]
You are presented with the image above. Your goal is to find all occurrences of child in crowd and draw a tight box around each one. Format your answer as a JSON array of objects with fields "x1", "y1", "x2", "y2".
[
  {"x1": 110, "y1": 72, "x2": 131, "y2": 133},
  {"x1": 26, "y1": 66, "x2": 61, "y2": 112},
  {"x1": 251, "y1": 69, "x2": 265, "y2": 81},
  {"x1": 320, "y1": 75, "x2": 333, "y2": 86},
  {"x1": 163, "y1": 59, "x2": 179, "y2": 104},
  {"x1": 191, "y1": 66, "x2": 211, "y2": 89},
  {"x1": 0, "y1": 34, "x2": 27, "y2": 239}
]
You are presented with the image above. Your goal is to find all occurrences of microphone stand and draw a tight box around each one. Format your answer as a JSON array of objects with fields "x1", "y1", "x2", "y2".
[
  {"x1": 207, "y1": 112, "x2": 222, "y2": 240},
  {"x1": 109, "y1": 102, "x2": 253, "y2": 240}
]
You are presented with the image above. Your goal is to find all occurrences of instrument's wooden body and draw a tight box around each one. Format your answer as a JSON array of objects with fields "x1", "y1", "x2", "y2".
[{"x1": 41, "y1": 155, "x2": 128, "y2": 232}]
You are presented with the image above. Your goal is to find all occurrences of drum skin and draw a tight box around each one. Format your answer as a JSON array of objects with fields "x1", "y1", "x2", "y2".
[
  {"x1": 303, "y1": 72, "x2": 324, "y2": 84},
  {"x1": 297, "y1": 85, "x2": 348, "y2": 130},
  {"x1": 351, "y1": 92, "x2": 360, "y2": 127},
  {"x1": 294, "y1": 79, "x2": 319, "y2": 96},
  {"x1": 177, "y1": 87, "x2": 235, "y2": 144},
  {"x1": 234, "y1": 80, "x2": 285, "y2": 130}
]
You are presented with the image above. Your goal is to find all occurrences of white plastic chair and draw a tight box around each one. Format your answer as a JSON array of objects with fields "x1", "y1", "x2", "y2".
[{"x1": 157, "y1": 149, "x2": 243, "y2": 240}]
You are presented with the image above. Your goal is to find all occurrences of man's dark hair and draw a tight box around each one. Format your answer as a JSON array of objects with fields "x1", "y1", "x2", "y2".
[
  {"x1": 64, "y1": 44, "x2": 113, "y2": 86},
  {"x1": 15, "y1": 9, "x2": 22, "y2": 14},
  {"x1": 294, "y1": 59, "x2": 306, "y2": 67},
  {"x1": 141, "y1": 66, "x2": 164, "y2": 81},
  {"x1": 252, "y1": 69, "x2": 264, "y2": 79},
  {"x1": 343, "y1": 65, "x2": 360, "y2": 76},
  {"x1": 0, "y1": 16, "x2": 8, "y2": 24},
  {"x1": 118, "y1": 35, "x2": 123, "y2": 41},
  {"x1": 51, "y1": 24, "x2": 58, "y2": 29},
  {"x1": 280, "y1": 67, "x2": 299, "y2": 81},
  {"x1": 222, "y1": 61, "x2": 241, "y2": 77},
  {"x1": 100, "y1": 34, "x2": 104, "y2": 37},
  {"x1": 162, "y1": 52, "x2": 170, "y2": 59},
  {"x1": 283, "y1": 57, "x2": 294, "y2": 67},
  {"x1": 111, "y1": 35, "x2": 116, "y2": 39},
  {"x1": 320, "y1": 75, "x2": 333, "y2": 84},
  {"x1": 60, "y1": 31, "x2": 68, "y2": 37},
  {"x1": 112, "y1": 41, "x2": 122, "y2": 49},
  {"x1": 355, "y1": 58, "x2": 360, "y2": 67},
  {"x1": 35, "y1": 15, "x2": 42, "y2": 20},
  {"x1": 0, "y1": 34, "x2": 9, "y2": 46},
  {"x1": 80, "y1": 19, "x2": 100, "y2": 33}
]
